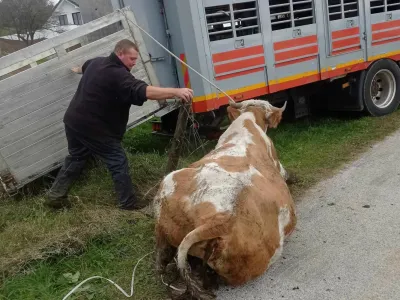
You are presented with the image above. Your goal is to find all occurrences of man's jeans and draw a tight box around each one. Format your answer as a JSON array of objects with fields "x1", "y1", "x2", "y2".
[{"x1": 47, "y1": 125, "x2": 137, "y2": 209}]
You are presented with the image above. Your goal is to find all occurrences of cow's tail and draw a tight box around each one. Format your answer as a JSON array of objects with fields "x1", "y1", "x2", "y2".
[{"x1": 176, "y1": 213, "x2": 231, "y2": 298}]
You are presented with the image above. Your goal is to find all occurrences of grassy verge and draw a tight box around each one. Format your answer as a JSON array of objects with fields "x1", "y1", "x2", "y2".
[{"x1": 1, "y1": 110, "x2": 400, "y2": 299}]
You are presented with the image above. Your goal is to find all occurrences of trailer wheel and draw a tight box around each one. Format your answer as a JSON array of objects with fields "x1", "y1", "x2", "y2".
[{"x1": 362, "y1": 59, "x2": 400, "y2": 116}]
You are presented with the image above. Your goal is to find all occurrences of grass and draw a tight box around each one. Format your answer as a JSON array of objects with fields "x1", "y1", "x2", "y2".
[{"x1": 2, "y1": 109, "x2": 400, "y2": 299}]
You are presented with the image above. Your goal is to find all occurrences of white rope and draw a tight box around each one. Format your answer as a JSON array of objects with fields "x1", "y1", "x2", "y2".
[
  {"x1": 119, "y1": 9, "x2": 236, "y2": 103},
  {"x1": 61, "y1": 251, "x2": 154, "y2": 300}
]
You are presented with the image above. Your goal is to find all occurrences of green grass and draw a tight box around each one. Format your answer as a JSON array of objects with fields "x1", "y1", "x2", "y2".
[{"x1": 2, "y1": 110, "x2": 400, "y2": 299}]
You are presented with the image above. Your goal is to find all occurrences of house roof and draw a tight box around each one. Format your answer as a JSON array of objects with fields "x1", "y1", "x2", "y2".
[{"x1": 53, "y1": 0, "x2": 80, "y2": 12}]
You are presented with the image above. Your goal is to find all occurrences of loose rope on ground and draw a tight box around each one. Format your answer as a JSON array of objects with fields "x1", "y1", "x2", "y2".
[{"x1": 61, "y1": 251, "x2": 154, "y2": 299}]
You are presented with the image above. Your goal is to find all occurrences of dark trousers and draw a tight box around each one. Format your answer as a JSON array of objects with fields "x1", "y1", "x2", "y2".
[{"x1": 48, "y1": 125, "x2": 137, "y2": 209}]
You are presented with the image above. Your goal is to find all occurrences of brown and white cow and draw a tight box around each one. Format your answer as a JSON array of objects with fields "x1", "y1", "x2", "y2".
[{"x1": 154, "y1": 99, "x2": 297, "y2": 299}]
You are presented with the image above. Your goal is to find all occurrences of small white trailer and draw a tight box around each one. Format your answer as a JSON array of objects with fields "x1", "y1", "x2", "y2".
[{"x1": 0, "y1": 7, "x2": 172, "y2": 195}]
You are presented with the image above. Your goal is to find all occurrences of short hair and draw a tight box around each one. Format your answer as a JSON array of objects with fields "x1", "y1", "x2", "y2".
[{"x1": 114, "y1": 39, "x2": 139, "y2": 53}]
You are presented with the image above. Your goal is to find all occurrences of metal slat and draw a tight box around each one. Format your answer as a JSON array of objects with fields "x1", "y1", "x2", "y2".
[
  {"x1": 271, "y1": 19, "x2": 292, "y2": 25},
  {"x1": 293, "y1": 0, "x2": 313, "y2": 5},
  {"x1": 269, "y1": 3, "x2": 291, "y2": 9},
  {"x1": 294, "y1": 8, "x2": 314, "y2": 14},
  {"x1": 295, "y1": 16, "x2": 314, "y2": 21},
  {"x1": 208, "y1": 29, "x2": 233, "y2": 35},
  {"x1": 236, "y1": 25, "x2": 260, "y2": 30},
  {"x1": 234, "y1": 16, "x2": 258, "y2": 22},
  {"x1": 233, "y1": 8, "x2": 257, "y2": 13}
]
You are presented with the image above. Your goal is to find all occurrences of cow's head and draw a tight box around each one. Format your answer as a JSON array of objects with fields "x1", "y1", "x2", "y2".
[{"x1": 227, "y1": 99, "x2": 286, "y2": 131}]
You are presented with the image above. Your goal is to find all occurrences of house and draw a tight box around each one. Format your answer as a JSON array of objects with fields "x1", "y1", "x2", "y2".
[
  {"x1": 79, "y1": 0, "x2": 113, "y2": 23},
  {"x1": 53, "y1": 0, "x2": 83, "y2": 29}
]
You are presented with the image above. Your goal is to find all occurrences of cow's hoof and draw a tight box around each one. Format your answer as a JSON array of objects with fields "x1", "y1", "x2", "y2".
[{"x1": 286, "y1": 171, "x2": 299, "y2": 185}]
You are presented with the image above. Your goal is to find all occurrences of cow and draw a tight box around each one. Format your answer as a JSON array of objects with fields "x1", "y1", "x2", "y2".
[{"x1": 154, "y1": 99, "x2": 297, "y2": 299}]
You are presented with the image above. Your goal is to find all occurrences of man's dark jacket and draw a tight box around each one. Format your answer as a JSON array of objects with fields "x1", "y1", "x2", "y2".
[{"x1": 64, "y1": 52, "x2": 149, "y2": 140}]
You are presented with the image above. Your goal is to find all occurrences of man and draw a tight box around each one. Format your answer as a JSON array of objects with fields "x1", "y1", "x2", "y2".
[{"x1": 44, "y1": 39, "x2": 193, "y2": 211}]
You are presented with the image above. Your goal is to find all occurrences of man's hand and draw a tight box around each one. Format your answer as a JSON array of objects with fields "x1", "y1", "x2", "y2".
[
  {"x1": 71, "y1": 66, "x2": 83, "y2": 74},
  {"x1": 174, "y1": 88, "x2": 194, "y2": 102},
  {"x1": 146, "y1": 86, "x2": 194, "y2": 102}
]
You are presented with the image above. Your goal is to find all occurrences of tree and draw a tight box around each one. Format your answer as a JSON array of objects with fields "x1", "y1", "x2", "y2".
[{"x1": 0, "y1": 0, "x2": 57, "y2": 45}]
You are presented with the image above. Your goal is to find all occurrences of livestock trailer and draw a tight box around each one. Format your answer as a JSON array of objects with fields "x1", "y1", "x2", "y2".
[
  {"x1": 114, "y1": 0, "x2": 400, "y2": 133},
  {"x1": 2, "y1": 1, "x2": 400, "y2": 194}
]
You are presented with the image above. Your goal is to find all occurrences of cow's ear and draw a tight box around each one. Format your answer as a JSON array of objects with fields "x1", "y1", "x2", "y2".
[
  {"x1": 267, "y1": 109, "x2": 283, "y2": 128},
  {"x1": 227, "y1": 106, "x2": 241, "y2": 122}
]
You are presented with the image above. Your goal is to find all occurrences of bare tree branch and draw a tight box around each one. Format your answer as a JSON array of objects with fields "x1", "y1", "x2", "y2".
[{"x1": 0, "y1": 0, "x2": 56, "y2": 45}]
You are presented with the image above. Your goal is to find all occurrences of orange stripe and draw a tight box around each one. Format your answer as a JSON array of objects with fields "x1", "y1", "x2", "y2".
[
  {"x1": 321, "y1": 61, "x2": 370, "y2": 80},
  {"x1": 212, "y1": 45, "x2": 264, "y2": 63},
  {"x1": 372, "y1": 19, "x2": 400, "y2": 31},
  {"x1": 192, "y1": 86, "x2": 269, "y2": 113},
  {"x1": 275, "y1": 45, "x2": 318, "y2": 62},
  {"x1": 332, "y1": 37, "x2": 360, "y2": 50},
  {"x1": 194, "y1": 56, "x2": 400, "y2": 113},
  {"x1": 331, "y1": 46, "x2": 361, "y2": 56},
  {"x1": 372, "y1": 36, "x2": 400, "y2": 46},
  {"x1": 184, "y1": 70, "x2": 190, "y2": 88},
  {"x1": 215, "y1": 67, "x2": 264, "y2": 81},
  {"x1": 269, "y1": 74, "x2": 320, "y2": 93},
  {"x1": 332, "y1": 27, "x2": 360, "y2": 40},
  {"x1": 214, "y1": 56, "x2": 265, "y2": 75},
  {"x1": 372, "y1": 28, "x2": 400, "y2": 41},
  {"x1": 388, "y1": 53, "x2": 400, "y2": 61},
  {"x1": 275, "y1": 55, "x2": 317, "y2": 68},
  {"x1": 180, "y1": 54, "x2": 191, "y2": 88},
  {"x1": 273, "y1": 35, "x2": 318, "y2": 51}
]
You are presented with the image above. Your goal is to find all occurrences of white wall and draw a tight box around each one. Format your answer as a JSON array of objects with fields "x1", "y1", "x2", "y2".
[{"x1": 55, "y1": 0, "x2": 82, "y2": 25}]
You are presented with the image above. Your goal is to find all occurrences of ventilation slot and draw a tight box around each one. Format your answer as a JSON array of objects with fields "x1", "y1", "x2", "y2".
[
  {"x1": 328, "y1": 0, "x2": 358, "y2": 21},
  {"x1": 233, "y1": 1, "x2": 260, "y2": 37},
  {"x1": 370, "y1": 0, "x2": 385, "y2": 14},
  {"x1": 293, "y1": 0, "x2": 315, "y2": 27},
  {"x1": 388, "y1": 0, "x2": 400, "y2": 11},
  {"x1": 371, "y1": 0, "x2": 400, "y2": 13},
  {"x1": 270, "y1": 0, "x2": 315, "y2": 31},
  {"x1": 270, "y1": 0, "x2": 291, "y2": 31},
  {"x1": 205, "y1": 5, "x2": 233, "y2": 42}
]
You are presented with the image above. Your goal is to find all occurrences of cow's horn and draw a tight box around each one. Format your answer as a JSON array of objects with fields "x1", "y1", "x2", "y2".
[
  {"x1": 280, "y1": 101, "x2": 287, "y2": 112},
  {"x1": 229, "y1": 98, "x2": 242, "y2": 108}
]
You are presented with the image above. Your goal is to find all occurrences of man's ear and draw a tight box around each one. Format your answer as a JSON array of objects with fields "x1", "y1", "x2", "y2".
[
  {"x1": 227, "y1": 106, "x2": 241, "y2": 122},
  {"x1": 267, "y1": 108, "x2": 283, "y2": 128}
]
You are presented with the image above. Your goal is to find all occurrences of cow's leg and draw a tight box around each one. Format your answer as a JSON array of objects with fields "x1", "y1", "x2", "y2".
[
  {"x1": 155, "y1": 225, "x2": 176, "y2": 275},
  {"x1": 177, "y1": 213, "x2": 231, "y2": 300},
  {"x1": 202, "y1": 240, "x2": 219, "y2": 291}
]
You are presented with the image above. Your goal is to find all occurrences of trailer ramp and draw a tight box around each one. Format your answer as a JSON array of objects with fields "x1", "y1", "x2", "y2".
[{"x1": 0, "y1": 7, "x2": 164, "y2": 195}]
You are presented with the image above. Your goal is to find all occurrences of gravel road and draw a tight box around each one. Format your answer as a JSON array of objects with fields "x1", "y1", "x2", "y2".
[{"x1": 217, "y1": 130, "x2": 400, "y2": 300}]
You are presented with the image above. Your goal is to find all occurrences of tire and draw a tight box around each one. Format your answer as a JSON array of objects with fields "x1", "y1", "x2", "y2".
[{"x1": 362, "y1": 59, "x2": 400, "y2": 116}]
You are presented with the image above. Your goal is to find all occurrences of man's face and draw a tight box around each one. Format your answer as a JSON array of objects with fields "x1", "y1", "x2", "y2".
[{"x1": 117, "y1": 47, "x2": 138, "y2": 70}]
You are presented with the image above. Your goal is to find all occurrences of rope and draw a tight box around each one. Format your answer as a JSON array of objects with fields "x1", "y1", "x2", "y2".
[
  {"x1": 63, "y1": 9, "x2": 230, "y2": 300},
  {"x1": 61, "y1": 251, "x2": 154, "y2": 299},
  {"x1": 119, "y1": 8, "x2": 236, "y2": 103}
]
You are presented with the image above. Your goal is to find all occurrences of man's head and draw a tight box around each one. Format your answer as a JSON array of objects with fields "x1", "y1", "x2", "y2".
[{"x1": 114, "y1": 39, "x2": 139, "y2": 70}]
